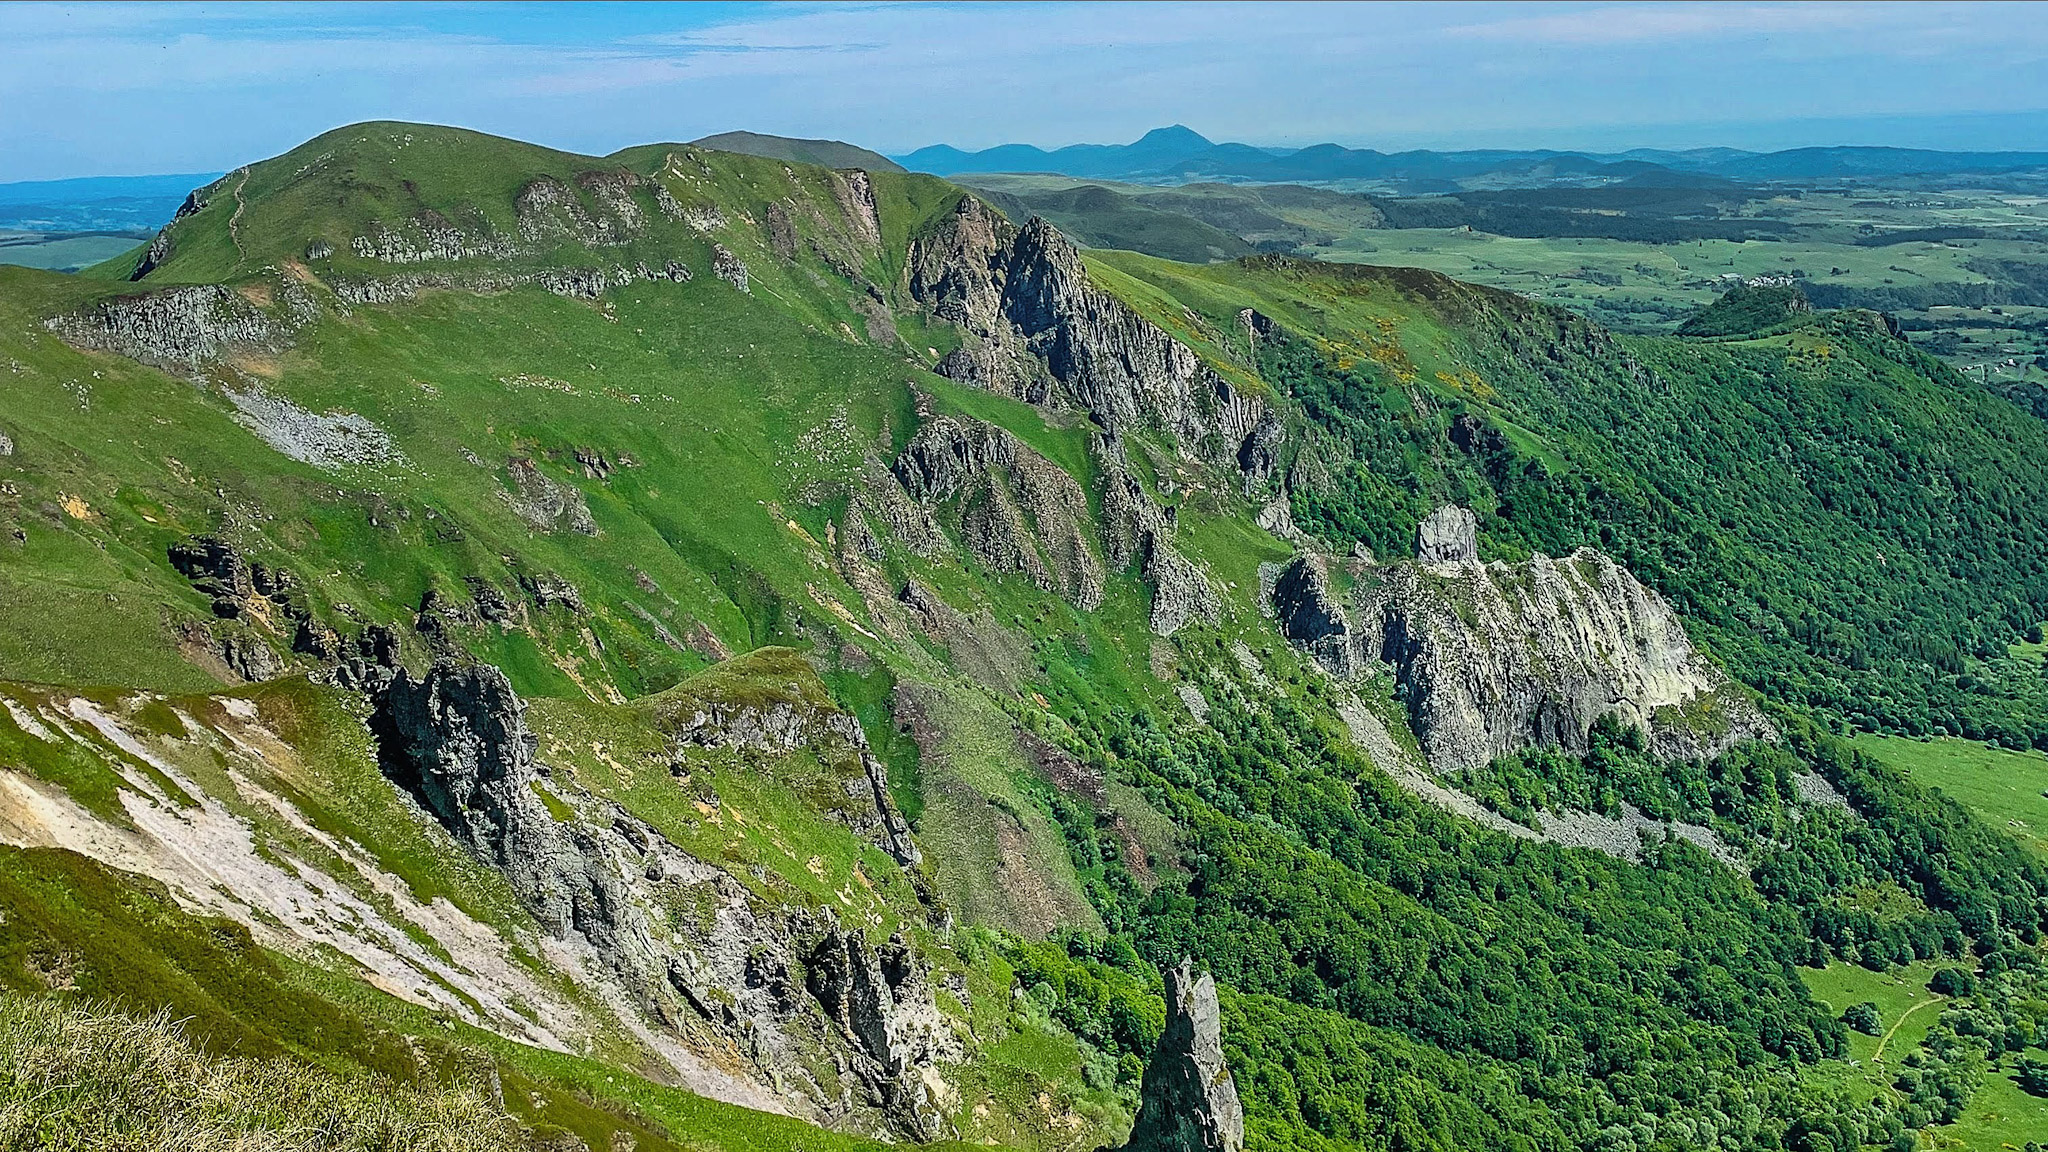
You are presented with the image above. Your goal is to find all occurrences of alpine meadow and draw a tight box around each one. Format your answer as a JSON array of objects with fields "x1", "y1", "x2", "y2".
[{"x1": 7, "y1": 10, "x2": 2048, "y2": 1152}]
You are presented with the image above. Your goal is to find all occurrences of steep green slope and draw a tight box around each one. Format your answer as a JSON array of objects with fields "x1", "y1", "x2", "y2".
[
  {"x1": 1091, "y1": 252, "x2": 2048, "y2": 748},
  {"x1": 4, "y1": 121, "x2": 2048, "y2": 1152}
]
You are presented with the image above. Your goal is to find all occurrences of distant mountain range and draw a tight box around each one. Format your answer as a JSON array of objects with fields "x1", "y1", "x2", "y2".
[
  {"x1": 0, "y1": 172, "x2": 221, "y2": 233},
  {"x1": 896, "y1": 126, "x2": 2048, "y2": 188},
  {"x1": 14, "y1": 123, "x2": 2048, "y2": 241}
]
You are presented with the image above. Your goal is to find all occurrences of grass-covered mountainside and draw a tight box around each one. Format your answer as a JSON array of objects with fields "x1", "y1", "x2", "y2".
[
  {"x1": 691, "y1": 131, "x2": 907, "y2": 174},
  {"x1": 4, "y1": 120, "x2": 2048, "y2": 1152}
]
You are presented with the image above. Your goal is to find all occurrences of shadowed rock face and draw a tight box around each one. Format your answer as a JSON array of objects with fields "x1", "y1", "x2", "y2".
[
  {"x1": 882, "y1": 412, "x2": 1107, "y2": 612},
  {"x1": 1270, "y1": 554, "x2": 1354, "y2": 678},
  {"x1": 907, "y1": 198, "x2": 1269, "y2": 469},
  {"x1": 370, "y1": 660, "x2": 627, "y2": 946},
  {"x1": 1123, "y1": 959, "x2": 1244, "y2": 1152}
]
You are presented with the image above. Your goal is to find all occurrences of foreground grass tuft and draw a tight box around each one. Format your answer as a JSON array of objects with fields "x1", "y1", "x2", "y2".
[{"x1": 0, "y1": 994, "x2": 542, "y2": 1152}]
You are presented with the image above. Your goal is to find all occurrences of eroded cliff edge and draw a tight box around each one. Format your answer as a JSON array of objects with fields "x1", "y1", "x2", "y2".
[{"x1": 1271, "y1": 506, "x2": 1774, "y2": 775}]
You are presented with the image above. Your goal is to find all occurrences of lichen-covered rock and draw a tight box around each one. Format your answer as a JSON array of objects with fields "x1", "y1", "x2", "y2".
[
  {"x1": 0, "y1": 427, "x2": 13, "y2": 457},
  {"x1": 1122, "y1": 959, "x2": 1244, "y2": 1152},
  {"x1": 502, "y1": 458, "x2": 598, "y2": 536},
  {"x1": 1286, "y1": 547, "x2": 1775, "y2": 773},
  {"x1": 131, "y1": 230, "x2": 174, "y2": 280},
  {"x1": 216, "y1": 630, "x2": 284, "y2": 683},
  {"x1": 1417, "y1": 504, "x2": 1477, "y2": 564}
]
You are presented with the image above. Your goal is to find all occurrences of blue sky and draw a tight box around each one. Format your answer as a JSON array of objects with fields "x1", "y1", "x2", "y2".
[{"x1": 4, "y1": 1, "x2": 2048, "y2": 181}]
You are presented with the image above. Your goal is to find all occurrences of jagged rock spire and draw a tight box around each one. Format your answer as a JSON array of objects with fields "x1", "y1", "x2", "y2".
[{"x1": 1122, "y1": 959, "x2": 1244, "y2": 1152}]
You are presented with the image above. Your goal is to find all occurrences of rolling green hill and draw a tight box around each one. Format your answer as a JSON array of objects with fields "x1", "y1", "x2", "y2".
[
  {"x1": 691, "y1": 130, "x2": 907, "y2": 173},
  {"x1": 4, "y1": 120, "x2": 2048, "y2": 1152}
]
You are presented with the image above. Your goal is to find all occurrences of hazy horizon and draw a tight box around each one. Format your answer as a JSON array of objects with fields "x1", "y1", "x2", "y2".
[{"x1": 5, "y1": 1, "x2": 2048, "y2": 183}]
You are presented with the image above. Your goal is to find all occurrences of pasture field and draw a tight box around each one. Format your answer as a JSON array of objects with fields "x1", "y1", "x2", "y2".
[
  {"x1": 0, "y1": 228, "x2": 146, "y2": 271},
  {"x1": 1853, "y1": 736, "x2": 2048, "y2": 859}
]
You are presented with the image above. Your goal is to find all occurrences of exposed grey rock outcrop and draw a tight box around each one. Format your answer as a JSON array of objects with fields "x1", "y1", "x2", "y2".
[
  {"x1": 1093, "y1": 437, "x2": 1218, "y2": 637},
  {"x1": 44, "y1": 285, "x2": 287, "y2": 366},
  {"x1": 887, "y1": 414, "x2": 1105, "y2": 611},
  {"x1": 332, "y1": 260, "x2": 689, "y2": 307},
  {"x1": 1122, "y1": 959, "x2": 1244, "y2": 1152},
  {"x1": 132, "y1": 231, "x2": 174, "y2": 281},
  {"x1": 353, "y1": 210, "x2": 520, "y2": 264},
  {"x1": 712, "y1": 243, "x2": 751, "y2": 293},
  {"x1": 165, "y1": 535, "x2": 337, "y2": 680},
  {"x1": 503, "y1": 457, "x2": 598, "y2": 536},
  {"x1": 650, "y1": 667, "x2": 920, "y2": 868},
  {"x1": 1416, "y1": 504, "x2": 1478, "y2": 564},
  {"x1": 129, "y1": 181, "x2": 214, "y2": 280},
  {"x1": 368, "y1": 657, "x2": 956, "y2": 1136},
  {"x1": 906, "y1": 199, "x2": 1270, "y2": 470},
  {"x1": 1269, "y1": 554, "x2": 1355, "y2": 677},
  {"x1": 518, "y1": 571, "x2": 587, "y2": 615},
  {"x1": 851, "y1": 453, "x2": 944, "y2": 557},
  {"x1": 1144, "y1": 536, "x2": 1220, "y2": 638},
  {"x1": 0, "y1": 428, "x2": 13, "y2": 457},
  {"x1": 830, "y1": 169, "x2": 883, "y2": 250},
  {"x1": 1278, "y1": 545, "x2": 1775, "y2": 774},
  {"x1": 372, "y1": 661, "x2": 633, "y2": 947},
  {"x1": 1236, "y1": 411, "x2": 1286, "y2": 492}
]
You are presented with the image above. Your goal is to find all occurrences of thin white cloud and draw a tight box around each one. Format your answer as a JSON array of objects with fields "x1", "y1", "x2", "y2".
[
  {"x1": 1447, "y1": 2, "x2": 1874, "y2": 45},
  {"x1": 3, "y1": 1, "x2": 2047, "y2": 180}
]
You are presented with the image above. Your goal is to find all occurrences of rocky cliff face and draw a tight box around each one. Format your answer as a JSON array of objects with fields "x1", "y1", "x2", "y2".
[
  {"x1": 884, "y1": 413, "x2": 1105, "y2": 612},
  {"x1": 44, "y1": 283, "x2": 306, "y2": 367},
  {"x1": 1093, "y1": 436, "x2": 1219, "y2": 637},
  {"x1": 907, "y1": 199, "x2": 1271, "y2": 471},
  {"x1": 849, "y1": 407, "x2": 1222, "y2": 636},
  {"x1": 369, "y1": 658, "x2": 958, "y2": 1137},
  {"x1": 1122, "y1": 959, "x2": 1244, "y2": 1152},
  {"x1": 1270, "y1": 508, "x2": 1773, "y2": 773},
  {"x1": 1415, "y1": 505, "x2": 1478, "y2": 564}
]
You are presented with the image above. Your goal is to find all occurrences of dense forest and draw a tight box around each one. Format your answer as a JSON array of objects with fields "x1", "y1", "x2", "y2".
[
  {"x1": 1254, "y1": 283, "x2": 2048, "y2": 750},
  {"x1": 1011, "y1": 652, "x2": 2048, "y2": 1151}
]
